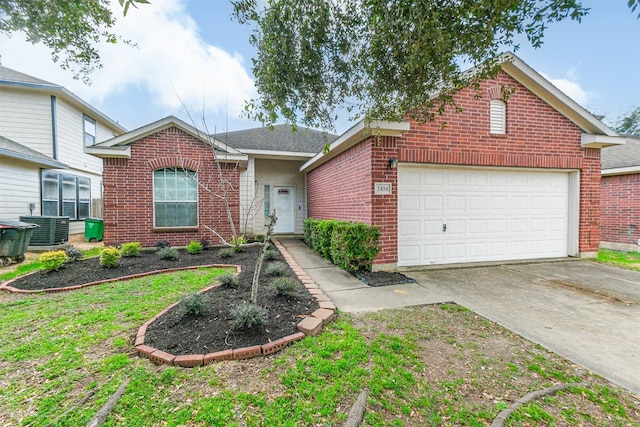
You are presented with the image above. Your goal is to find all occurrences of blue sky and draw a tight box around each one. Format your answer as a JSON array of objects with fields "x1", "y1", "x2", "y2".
[{"x1": 0, "y1": 0, "x2": 638, "y2": 135}]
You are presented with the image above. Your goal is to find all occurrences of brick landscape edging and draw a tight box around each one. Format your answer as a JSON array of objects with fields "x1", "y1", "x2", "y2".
[
  {"x1": 135, "y1": 238, "x2": 337, "y2": 367},
  {"x1": 0, "y1": 263, "x2": 240, "y2": 294}
]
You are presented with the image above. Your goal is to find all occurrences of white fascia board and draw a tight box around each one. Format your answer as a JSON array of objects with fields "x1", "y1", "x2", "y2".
[
  {"x1": 300, "y1": 120, "x2": 410, "y2": 172},
  {"x1": 239, "y1": 149, "x2": 316, "y2": 161},
  {"x1": 84, "y1": 145, "x2": 131, "y2": 158},
  {"x1": 500, "y1": 54, "x2": 616, "y2": 136},
  {"x1": 602, "y1": 166, "x2": 640, "y2": 176},
  {"x1": 215, "y1": 153, "x2": 248, "y2": 163},
  {"x1": 94, "y1": 116, "x2": 243, "y2": 155},
  {"x1": 581, "y1": 134, "x2": 627, "y2": 148}
]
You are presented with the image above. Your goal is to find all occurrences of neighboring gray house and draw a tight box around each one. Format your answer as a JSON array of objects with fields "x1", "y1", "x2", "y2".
[{"x1": 0, "y1": 66, "x2": 126, "y2": 234}]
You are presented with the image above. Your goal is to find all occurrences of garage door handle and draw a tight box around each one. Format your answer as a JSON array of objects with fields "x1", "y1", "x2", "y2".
[{"x1": 442, "y1": 224, "x2": 447, "y2": 232}]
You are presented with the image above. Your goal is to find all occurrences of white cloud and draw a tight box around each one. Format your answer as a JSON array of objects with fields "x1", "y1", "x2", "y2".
[
  {"x1": 0, "y1": 0, "x2": 256, "y2": 121},
  {"x1": 540, "y1": 70, "x2": 592, "y2": 107}
]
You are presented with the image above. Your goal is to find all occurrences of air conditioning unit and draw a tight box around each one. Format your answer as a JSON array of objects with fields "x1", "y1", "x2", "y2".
[{"x1": 19, "y1": 216, "x2": 69, "y2": 245}]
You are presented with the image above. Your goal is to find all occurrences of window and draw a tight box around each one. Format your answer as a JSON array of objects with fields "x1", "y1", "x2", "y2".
[
  {"x1": 83, "y1": 115, "x2": 96, "y2": 146},
  {"x1": 153, "y1": 168, "x2": 198, "y2": 228},
  {"x1": 490, "y1": 99, "x2": 506, "y2": 134},
  {"x1": 41, "y1": 171, "x2": 91, "y2": 219}
]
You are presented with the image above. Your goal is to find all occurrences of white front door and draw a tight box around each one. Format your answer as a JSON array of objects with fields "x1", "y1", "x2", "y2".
[
  {"x1": 398, "y1": 165, "x2": 572, "y2": 266},
  {"x1": 273, "y1": 186, "x2": 295, "y2": 234}
]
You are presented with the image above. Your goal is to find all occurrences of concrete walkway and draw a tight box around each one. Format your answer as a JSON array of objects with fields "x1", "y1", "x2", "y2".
[{"x1": 278, "y1": 238, "x2": 640, "y2": 396}]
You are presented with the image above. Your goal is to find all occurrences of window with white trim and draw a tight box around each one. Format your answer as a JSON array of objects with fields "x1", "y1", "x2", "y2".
[
  {"x1": 153, "y1": 168, "x2": 198, "y2": 228},
  {"x1": 83, "y1": 114, "x2": 96, "y2": 146},
  {"x1": 490, "y1": 99, "x2": 506, "y2": 134},
  {"x1": 41, "y1": 171, "x2": 91, "y2": 219}
]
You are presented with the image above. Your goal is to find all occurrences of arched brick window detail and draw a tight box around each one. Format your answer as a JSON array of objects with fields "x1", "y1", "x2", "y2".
[
  {"x1": 153, "y1": 167, "x2": 198, "y2": 228},
  {"x1": 490, "y1": 99, "x2": 506, "y2": 134}
]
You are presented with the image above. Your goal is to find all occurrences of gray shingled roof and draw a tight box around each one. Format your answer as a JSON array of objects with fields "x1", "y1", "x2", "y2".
[
  {"x1": 216, "y1": 124, "x2": 338, "y2": 153},
  {"x1": 0, "y1": 135, "x2": 68, "y2": 169},
  {"x1": 0, "y1": 65, "x2": 57, "y2": 86},
  {"x1": 601, "y1": 137, "x2": 640, "y2": 170}
]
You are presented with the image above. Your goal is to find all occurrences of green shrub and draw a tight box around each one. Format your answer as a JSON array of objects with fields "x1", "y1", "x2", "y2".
[
  {"x1": 38, "y1": 250, "x2": 69, "y2": 272},
  {"x1": 218, "y1": 248, "x2": 234, "y2": 258},
  {"x1": 269, "y1": 277, "x2": 300, "y2": 296},
  {"x1": 63, "y1": 246, "x2": 83, "y2": 262},
  {"x1": 315, "y1": 220, "x2": 339, "y2": 260},
  {"x1": 186, "y1": 240, "x2": 203, "y2": 255},
  {"x1": 263, "y1": 249, "x2": 278, "y2": 261},
  {"x1": 218, "y1": 271, "x2": 239, "y2": 288},
  {"x1": 157, "y1": 247, "x2": 178, "y2": 260},
  {"x1": 330, "y1": 222, "x2": 380, "y2": 272},
  {"x1": 99, "y1": 247, "x2": 122, "y2": 268},
  {"x1": 230, "y1": 235, "x2": 247, "y2": 252},
  {"x1": 265, "y1": 261, "x2": 288, "y2": 277},
  {"x1": 121, "y1": 242, "x2": 141, "y2": 257},
  {"x1": 303, "y1": 218, "x2": 318, "y2": 246},
  {"x1": 181, "y1": 293, "x2": 207, "y2": 316},
  {"x1": 230, "y1": 302, "x2": 268, "y2": 330}
]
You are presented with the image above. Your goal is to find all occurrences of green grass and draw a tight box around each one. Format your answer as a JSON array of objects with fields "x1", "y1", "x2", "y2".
[
  {"x1": 597, "y1": 249, "x2": 640, "y2": 271},
  {"x1": 1, "y1": 257, "x2": 639, "y2": 426}
]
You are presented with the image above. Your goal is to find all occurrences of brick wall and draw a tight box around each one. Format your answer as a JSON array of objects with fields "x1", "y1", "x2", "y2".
[
  {"x1": 601, "y1": 173, "x2": 640, "y2": 246},
  {"x1": 102, "y1": 126, "x2": 240, "y2": 247},
  {"x1": 307, "y1": 70, "x2": 601, "y2": 266}
]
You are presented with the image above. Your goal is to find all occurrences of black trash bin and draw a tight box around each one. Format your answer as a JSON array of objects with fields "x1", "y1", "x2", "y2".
[{"x1": 0, "y1": 220, "x2": 39, "y2": 266}]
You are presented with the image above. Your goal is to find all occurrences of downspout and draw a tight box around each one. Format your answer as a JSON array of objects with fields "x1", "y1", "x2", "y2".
[{"x1": 50, "y1": 95, "x2": 58, "y2": 159}]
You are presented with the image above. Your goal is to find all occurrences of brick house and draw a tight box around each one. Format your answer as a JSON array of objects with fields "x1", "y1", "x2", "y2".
[
  {"x1": 600, "y1": 137, "x2": 640, "y2": 252},
  {"x1": 301, "y1": 53, "x2": 625, "y2": 269},
  {"x1": 86, "y1": 117, "x2": 333, "y2": 247},
  {"x1": 88, "y1": 53, "x2": 626, "y2": 269}
]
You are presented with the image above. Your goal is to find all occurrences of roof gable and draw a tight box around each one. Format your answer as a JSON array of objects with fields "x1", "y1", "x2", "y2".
[{"x1": 85, "y1": 116, "x2": 247, "y2": 163}]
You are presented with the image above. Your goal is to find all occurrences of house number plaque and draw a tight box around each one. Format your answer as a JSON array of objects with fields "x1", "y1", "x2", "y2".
[{"x1": 374, "y1": 183, "x2": 392, "y2": 195}]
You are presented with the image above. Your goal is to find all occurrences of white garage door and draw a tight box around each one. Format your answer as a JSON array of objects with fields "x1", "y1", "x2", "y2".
[{"x1": 398, "y1": 166, "x2": 571, "y2": 267}]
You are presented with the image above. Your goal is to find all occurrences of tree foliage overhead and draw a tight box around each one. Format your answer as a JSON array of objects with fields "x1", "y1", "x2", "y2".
[
  {"x1": 0, "y1": 0, "x2": 148, "y2": 82},
  {"x1": 613, "y1": 106, "x2": 640, "y2": 137},
  {"x1": 233, "y1": 0, "x2": 599, "y2": 130}
]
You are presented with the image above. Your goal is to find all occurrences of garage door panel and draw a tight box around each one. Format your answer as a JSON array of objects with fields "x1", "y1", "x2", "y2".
[{"x1": 398, "y1": 166, "x2": 570, "y2": 266}]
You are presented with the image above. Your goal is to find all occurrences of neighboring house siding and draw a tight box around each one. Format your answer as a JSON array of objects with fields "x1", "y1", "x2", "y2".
[
  {"x1": 0, "y1": 158, "x2": 40, "y2": 219},
  {"x1": 102, "y1": 127, "x2": 240, "y2": 247},
  {"x1": 307, "y1": 71, "x2": 601, "y2": 266},
  {"x1": 0, "y1": 88, "x2": 53, "y2": 156},
  {"x1": 55, "y1": 98, "x2": 104, "y2": 173},
  {"x1": 601, "y1": 173, "x2": 640, "y2": 249}
]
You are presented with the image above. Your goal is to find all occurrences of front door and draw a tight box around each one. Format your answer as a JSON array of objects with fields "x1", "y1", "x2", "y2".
[{"x1": 273, "y1": 186, "x2": 295, "y2": 234}]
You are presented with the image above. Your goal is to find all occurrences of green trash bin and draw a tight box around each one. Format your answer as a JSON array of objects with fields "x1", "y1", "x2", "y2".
[{"x1": 84, "y1": 218, "x2": 104, "y2": 242}]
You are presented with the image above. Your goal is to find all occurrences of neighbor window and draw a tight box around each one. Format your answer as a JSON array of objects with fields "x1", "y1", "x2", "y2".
[
  {"x1": 41, "y1": 171, "x2": 91, "y2": 220},
  {"x1": 153, "y1": 168, "x2": 198, "y2": 228},
  {"x1": 83, "y1": 114, "x2": 96, "y2": 146},
  {"x1": 490, "y1": 99, "x2": 506, "y2": 134}
]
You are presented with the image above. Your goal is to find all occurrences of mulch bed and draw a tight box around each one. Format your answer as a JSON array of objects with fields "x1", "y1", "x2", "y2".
[{"x1": 5, "y1": 245, "x2": 319, "y2": 356}]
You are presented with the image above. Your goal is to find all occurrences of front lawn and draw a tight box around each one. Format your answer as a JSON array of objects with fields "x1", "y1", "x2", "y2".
[
  {"x1": 0, "y1": 250, "x2": 639, "y2": 426},
  {"x1": 597, "y1": 248, "x2": 640, "y2": 271}
]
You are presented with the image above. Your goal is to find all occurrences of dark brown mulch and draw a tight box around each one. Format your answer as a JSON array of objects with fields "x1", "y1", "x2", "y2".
[{"x1": 6, "y1": 245, "x2": 319, "y2": 356}]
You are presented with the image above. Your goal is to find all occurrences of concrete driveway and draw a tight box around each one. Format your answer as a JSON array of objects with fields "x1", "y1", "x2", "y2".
[
  {"x1": 408, "y1": 262, "x2": 640, "y2": 396},
  {"x1": 279, "y1": 239, "x2": 640, "y2": 395}
]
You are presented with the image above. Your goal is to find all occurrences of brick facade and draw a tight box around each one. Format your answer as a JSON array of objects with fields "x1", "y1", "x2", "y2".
[
  {"x1": 601, "y1": 173, "x2": 640, "y2": 248},
  {"x1": 307, "y1": 71, "x2": 601, "y2": 267},
  {"x1": 102, "y1": 126, "x2": 240, "y2": 247}
]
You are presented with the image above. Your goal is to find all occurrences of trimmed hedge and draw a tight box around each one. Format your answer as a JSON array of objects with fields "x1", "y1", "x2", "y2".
[{"x1": 303, "y1": 218, "x2": 380, "y2": 271}]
